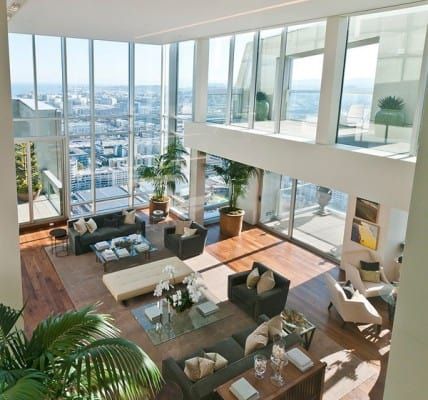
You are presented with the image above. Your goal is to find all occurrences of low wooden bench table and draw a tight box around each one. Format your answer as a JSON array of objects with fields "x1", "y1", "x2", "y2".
[{"x1": 215, "y1": 345, "x2": 326, "y2": 400}]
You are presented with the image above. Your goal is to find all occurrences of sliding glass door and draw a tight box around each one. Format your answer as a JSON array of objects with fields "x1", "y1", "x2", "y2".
[
  {"x1": 15, "y1": 138, "x2": 64, "y2": 224},
  {"x1": 260, "y1": 172, "x2": 348, "y2": 260}
]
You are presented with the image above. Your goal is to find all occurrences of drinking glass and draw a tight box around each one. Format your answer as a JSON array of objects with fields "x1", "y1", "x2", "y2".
[
  {"x1": 254, "y1": 354, "x2": 267, "y2": 379},
  {"x1": 270, "y1": 339, "x2": 288, "y2": 387}
]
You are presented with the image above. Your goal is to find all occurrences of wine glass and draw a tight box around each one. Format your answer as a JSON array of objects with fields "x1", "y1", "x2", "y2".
[{"x1": 254, "y1": 354, "x2": 267, "y2": 379}]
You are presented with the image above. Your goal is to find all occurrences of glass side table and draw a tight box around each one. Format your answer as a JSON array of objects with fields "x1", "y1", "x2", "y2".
[
  {"x1": 381, "y1": 283, "x2": 399, "y2": 322},
  {"x1": 281, "y1": 308, "x2": 316, "y2": 350}
]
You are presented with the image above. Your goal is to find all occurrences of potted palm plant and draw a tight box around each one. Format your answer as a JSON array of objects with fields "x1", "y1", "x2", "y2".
[
  {"x1": 138, "y1": 138, "x2": 188, "y2": 217},
  {"x1": 213, "y1": 159, "x2": 257, "y2": 236},
  {"x1": 0, "y1": 303, "x2": 162, "y2": 399}
]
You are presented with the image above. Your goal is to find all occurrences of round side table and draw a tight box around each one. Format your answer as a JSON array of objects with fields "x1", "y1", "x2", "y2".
[{"x1": 49, "y1": 228, "x2": 69, "y2": 256}]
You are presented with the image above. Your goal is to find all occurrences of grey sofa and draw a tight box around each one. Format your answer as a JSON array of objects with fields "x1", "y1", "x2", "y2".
[
  {"x1": 164, "y1": 221, "x2": 208, "y2": 260},
  {"x1": 68, "y1": 210, "x2": 146, "y2": 255},
  {"x1": 228, "y1": 262, "x2": 290, "y2": 319},
  {"x1": 162, "y1": 315, "x2": 301, "y2": 400}
]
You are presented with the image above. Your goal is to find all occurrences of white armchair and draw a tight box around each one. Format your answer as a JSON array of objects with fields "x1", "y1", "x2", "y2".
[
  {"x1": 342, "y1": 249, "x2": 390, "y2": 298},
  {"x1": 324, "y1": 274, "x2": 382, "y2": 331}
]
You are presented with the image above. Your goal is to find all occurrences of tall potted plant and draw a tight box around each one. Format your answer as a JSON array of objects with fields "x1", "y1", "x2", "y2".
[
  {"x1": 0, "y1": 303, "x2": 162, "y2": 399},
  {"x1": 15, "y1": 143, "x2": 42, "y2": 202},
  {"x1": 138, "y1": 138, "x2": 188, "y2": 217},
  {"x1": 213, "y1": 159, "x2": 257, "y2": 236}
]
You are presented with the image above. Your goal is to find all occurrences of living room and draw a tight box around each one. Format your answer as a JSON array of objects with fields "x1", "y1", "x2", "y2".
[{"x1": 1, "y1": 0, "x2": 428, "y2": 399}]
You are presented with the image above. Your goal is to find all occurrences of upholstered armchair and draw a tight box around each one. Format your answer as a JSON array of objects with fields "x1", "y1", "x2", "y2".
[
  {"x1": 324, "y1": 274, "x2": 382, "y2": 331},
  {"x1": 228, "y1": 262, "x2": 290, "y2": 320},
  {"x1": 164, "y1": 221, "x2": 208, "y2": 260},
  {"x1": 342, "y1": 249, "x2": 390, "y2": 298}
]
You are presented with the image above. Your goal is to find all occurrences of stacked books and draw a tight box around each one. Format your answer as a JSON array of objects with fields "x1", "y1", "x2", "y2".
[
  {"x1": 144, "y1": 304, "x2": 162, "y2": 323},
  {"x1": 102, "y1": 249, "x2": 117, "y2": 261},
  {"x1": 286, "y1": 347, "x2": 314, "y2": 372},
  {"x1": 94, "y1": 241, "x2": 110, "y2": 251},
  {"x1": 196, "y1": 301, "x2": 219, "y2": 317},
  {"x1": 229, "y1": 378, "x2": 259, "y2": 400},
  {"x1": 116, "y1": 248, "x2": 130, "y2": 258},
  {"x1": 135, "y1": 243, "x2": 150, "y2": 253}
]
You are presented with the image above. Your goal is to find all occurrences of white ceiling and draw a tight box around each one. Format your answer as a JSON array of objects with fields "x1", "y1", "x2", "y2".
[{"x1": 7, "y1": 0, "x2": 424, "y2": 44}]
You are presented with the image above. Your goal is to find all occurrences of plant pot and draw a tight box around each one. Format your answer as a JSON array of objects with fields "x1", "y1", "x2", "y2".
[
  {"x1": 255, "y1": 100, "x2": 270, "y2": 121},
  {"x1": 219, "y1": 207, "x2": 245, "y2": 237},
  {"x1": 17, "y1": 189, "x2": 41, "y2": 203},
  {"x1": 149, "y1": 197, "x2": 170, "y2": 217},
  {"x1": 374, "y1": 109, "x2": 405, "y2": 127}
]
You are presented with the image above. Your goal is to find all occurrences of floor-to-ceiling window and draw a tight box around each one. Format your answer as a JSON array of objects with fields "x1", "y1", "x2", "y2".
[
  {"x1": 9, "y1": 33, "x2": 164, "y2": 223},
  {"x1": 260, "y1": 171, "x2": 348, "y2": 260},
  {"x1": 9, "y1": 33, "x2": 65, "y2": 224},
  {"x1": 337, "y1": 5, "x2": 428, "y2": 153},
  {"x1": 171, "y1": 41, "x2": 194, "y2": 218},
  {"x1": 207, "y1": 36, "x2": 231, "y2": 124}
]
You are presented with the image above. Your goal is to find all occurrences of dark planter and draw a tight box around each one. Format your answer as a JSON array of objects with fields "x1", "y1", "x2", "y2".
[
  {"x1": 255, "y1": 100, "x2": 270, "y2": 121},
  {"x1": 374, "y1": 109, "x2": 405, "y2": 127},
  {"x1": 149, "y1": 197, "x2": 170, "y2": 217}
]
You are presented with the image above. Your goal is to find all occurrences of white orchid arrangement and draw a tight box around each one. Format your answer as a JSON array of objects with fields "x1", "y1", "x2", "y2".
[{"x1": 153, "y1": 266, "x2": 206, "y2": 312}]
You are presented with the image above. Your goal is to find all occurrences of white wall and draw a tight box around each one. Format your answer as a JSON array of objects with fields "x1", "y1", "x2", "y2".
[
  {"x1": 341, "y1": 195, "x2": 408, "y2": 280},
  {"x1": 237, "y1": 174, "x2": 260, "y2": 225},
  {"x1": 185, "y1": 122, "x2": 415, "y2": 211},
  {"x1": 0, "y1": 0, "x2": 23, "y2": 310}
]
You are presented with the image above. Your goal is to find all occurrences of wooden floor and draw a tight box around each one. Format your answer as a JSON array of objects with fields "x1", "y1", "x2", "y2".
[{"x1": 20, "y1": 212, "x2": 391, "y2": 399}]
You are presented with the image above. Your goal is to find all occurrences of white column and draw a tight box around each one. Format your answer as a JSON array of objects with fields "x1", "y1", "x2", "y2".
[
  {"x1": 0, "y1": 0, "x2": 23, "y2": 310},
  {"x1": 188, "y1": 38, "x2": 209, "y2": 223},
  {"x1": 384, "y1": 73, "x2": 428, "y2": 398},
  {"x1": 316, "y1": 16, "x2": 348, "y2": 145}
]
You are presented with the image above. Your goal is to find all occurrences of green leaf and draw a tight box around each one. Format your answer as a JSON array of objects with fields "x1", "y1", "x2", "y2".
[
  {"x1": 0, "y1": 371, "x2": 46, "y2": 400},
  {"x1": 0, "y1": 304, "x2": 23, "y2": 341}
]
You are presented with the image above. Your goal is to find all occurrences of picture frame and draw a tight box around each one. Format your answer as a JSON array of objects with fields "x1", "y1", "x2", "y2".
[
  {"x1": 351, "y1": 218, "x2": 380, "y2": 250},
  {"x1": 355, "y1": 197, "x2": 380, "y2": 223}
]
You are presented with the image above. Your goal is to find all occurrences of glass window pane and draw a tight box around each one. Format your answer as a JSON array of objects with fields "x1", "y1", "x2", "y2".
[
  {"x1": 254, "y1": 28, "x2": 283, "y2": 132},
  {"x1": 231, "y1": 32, "x2": 254, "y2": 126},
  {"x1": 66, "y1": 38, "x2": 90, "y2": 127},
  {"x1": 35, "y1": 36, "x2": 63, "y2": 115},
  {"x1": 94, "y1": 40, "x2": 129, "y2": 117},
  {"x1": 207, "y1": 36, "x2": 230, "y2": 124},
  {"x1": 204, "y1": 155, "x2": 229, "y2": 222},
  {"x1": 259, "y1": 172, "x2": 293, "y2": 236},
  {"x1": 293, "y1": 181, "x2": 347, "y2": 259},
  {"x1": 337, "y1": 6, "x2": 428, "y2": 154},
  {"x1": 9, "y1": 33, "x2": 34, "y2": 101},
  {"x1": 280, "y1": 21, "x2": 326, "y2": 141},
  {"x1": 69, "y1": 135, "x2": 92, "y2": 206},
  {"x1": 177, "y1": 41, "x2": 194, "y2": 121},
  {"x1": 94, "y1": 133, "x2": 129, "y2": 201}
]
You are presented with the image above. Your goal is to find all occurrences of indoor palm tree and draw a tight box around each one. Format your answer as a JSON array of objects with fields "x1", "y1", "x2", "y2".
[
  {"x1": 213, "y1": 159, "x2": 257, "y2": 236},
  {"x1": 137, "y1": 138, "x2": 189, "y2": 217},
  {"x1": 0, "y1": 303, "x2": 162, "y2": 400}
]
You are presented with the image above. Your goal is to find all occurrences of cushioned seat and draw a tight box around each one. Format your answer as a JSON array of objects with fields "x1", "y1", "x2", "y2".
[
  {"x1": 232, "y1": 325, "x2": 257, "y2": 348},
  {"x1": 203, "y1": 337, "x2": 244, "y2": 364},
  {"x1": 230, "y1": 284, "x2": 258, "y2": 304}
]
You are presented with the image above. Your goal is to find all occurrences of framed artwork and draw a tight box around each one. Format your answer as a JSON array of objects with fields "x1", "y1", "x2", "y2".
[
  {"x1": 351, "y1": 218, "x2": 380, "y2": 250},
  {"x1": 355, "y1": 197, "x2": 379, "y2": 223}
]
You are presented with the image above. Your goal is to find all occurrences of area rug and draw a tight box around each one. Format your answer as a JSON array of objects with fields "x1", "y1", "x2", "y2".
[{"x1": 45, "y1": 224, "x2": 378, "y2": 398}]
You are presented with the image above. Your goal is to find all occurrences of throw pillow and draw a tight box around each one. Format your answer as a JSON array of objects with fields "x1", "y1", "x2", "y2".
[
  {"x1": 342, "y1": 280, "x2": 355, "y2": 299},
  {"x1": 73, "y1": 217, "x2": 87, "y2": 236},
  {"x1": 182, "y1": 227, "x2": 197, "y2": 238},
  {"x1": 203, "y1": 352, "x2": 228, "y2": 371},
  {"x1": 103, "y1": 217, "x2": 119, "y2": 228},
  {"x1": 257, "y1": 270, "x2": 276, "y2": 294},
  {"x1": 267, "y1": 315, "x2": 283, "y2": 340},
  {"x1": 184, "y1": 357, "x2": 215, "y2": 382},
  {"x1": 85, "y1": 218, "x2": 98, "y2": 234},
  {"x1": 175, "y1": 220, "x2": 192, "y2": 235},
  {"x1": 360, "y1": 260, "x2": 380, "y2": 271},
  {"x1": 360, "y1": 269, "x2": 381, "y2": 283},
  {"x1": 246, "y1": 268, "x2": 260, "y2": 289},
  {"x1": 122, "y1": 209, "x2": 136, "y2": 225},
  {"x1": 244, "y1": 322, "x2": 269, "y2": 356}
]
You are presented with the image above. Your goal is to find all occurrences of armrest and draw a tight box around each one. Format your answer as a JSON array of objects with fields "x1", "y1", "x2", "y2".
[
  {"x1": 257, "y1": 314, "x2": 270, "y2": 324},
  {"x1": 379, "y1": 267, "x2": 390, "y2": 284},
  {"x1": 162, "y1": 358, "x2": 194, "y2": 400},
  {"x1": 135, "y1": 214, "x2": 146, "y2": 236},
  {"x1": 164, "y1": 226, "x2": 176, "y2": 241}
]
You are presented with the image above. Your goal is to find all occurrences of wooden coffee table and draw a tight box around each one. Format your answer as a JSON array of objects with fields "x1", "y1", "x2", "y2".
[{"x1": 215, "y1": 345, "x2": 326, "y2": 400}]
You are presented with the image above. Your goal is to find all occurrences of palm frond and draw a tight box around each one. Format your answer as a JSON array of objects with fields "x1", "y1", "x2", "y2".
[
  {"x1": 0, "y1": 370, "x2": 46, "y2": 400},
  {"x1": 27, "y1": 305, "x2": 118, "y2": 370},
  {"x1": 62, "y1": 338, "x2": 162, "y2": 400},
  {"x1": 0, "y1": 304, "x2": 23, "y2": 342}
]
